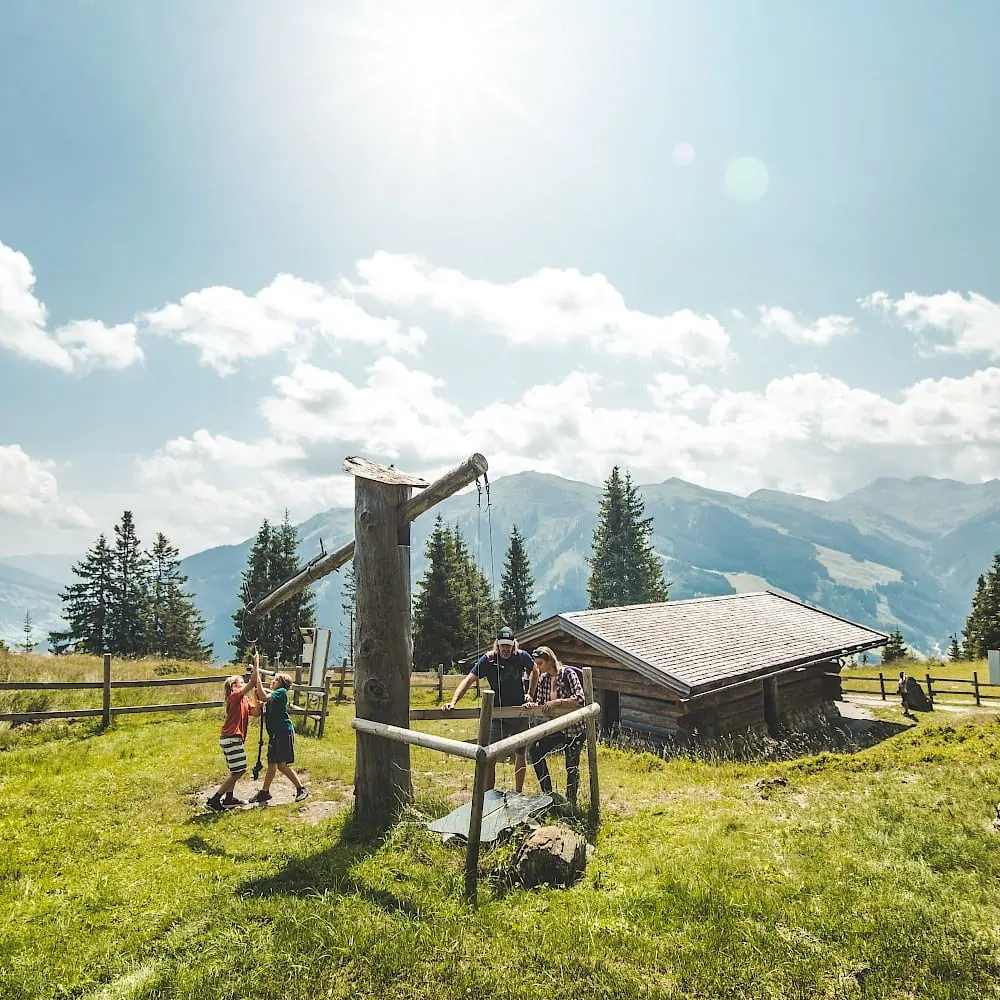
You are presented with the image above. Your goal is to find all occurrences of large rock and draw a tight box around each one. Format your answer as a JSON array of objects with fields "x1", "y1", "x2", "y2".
[{"x1": 512, "y1": 826, "x2": 587, "y2": 888}]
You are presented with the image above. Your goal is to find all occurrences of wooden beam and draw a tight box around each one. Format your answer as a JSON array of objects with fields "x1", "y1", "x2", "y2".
[
  {"x1": 248, "y1": 453, "x2": 487, "y2": 618},
  {"x1": 350, "y1": 717, "x2": 481, "y2": 760},
  {"x1": 343, "y1": 456, "x2": 430, "y2": 486},
  {"x1": 352, "y1": 475, "x2": 414, "y2": 823},
  {"x1": 465, "y1": 690, "x2": 494, "y2": 903},
  {"x1": 581, "y1": 668, "x2": 600, "y2": 827},
  {"x1": 486, "y1": 703, "x2": 600, "y2": 761}
]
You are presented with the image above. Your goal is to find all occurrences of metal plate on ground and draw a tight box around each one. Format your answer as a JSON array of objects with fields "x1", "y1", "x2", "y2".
[{"x1": 428, "y1": 790, "x2": 553, "y2": 842}]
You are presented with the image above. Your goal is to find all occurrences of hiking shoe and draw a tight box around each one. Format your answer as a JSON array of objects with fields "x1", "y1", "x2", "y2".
[
  {"x1": 249, "y1": 790, "x2": 272, "y2": 805},
  {"x1": 294, "y1": 786, "x2": 309, "y2": 802},
  {"x1": 221, "y1": 796, "x2": 245, "y2": 808},
  {"x1": 206, "y1": 795, "x2": 224, "y2": 813}
]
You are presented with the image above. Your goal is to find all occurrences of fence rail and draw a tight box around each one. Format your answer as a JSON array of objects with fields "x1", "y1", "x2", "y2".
[
  {"x1": 839, "y1": 670, "x2": 1000, "y2": 708},
  {"x1": 1, "y1": 654, "x2": 333, "y2": 734}
]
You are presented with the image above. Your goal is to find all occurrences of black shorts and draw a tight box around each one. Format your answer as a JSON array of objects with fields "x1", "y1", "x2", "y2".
[
  {"x1": 490, "y1": 716, "x2": 529, "y2": 759},
  {"x1": 267, "y1": 729, "x2": 295, "y2": 765}
]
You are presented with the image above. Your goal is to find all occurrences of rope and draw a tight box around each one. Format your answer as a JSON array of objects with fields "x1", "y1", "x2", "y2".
[
  {"x1": 475, "y1": 478, "x2": 484, "y2": 662},
  {"x1": 484, "y1": 473, "x2": 497, "y2": 634}
]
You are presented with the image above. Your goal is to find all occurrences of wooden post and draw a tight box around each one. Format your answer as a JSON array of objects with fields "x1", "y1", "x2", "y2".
[
  {"x1": 293, "y1": 666, "x2": 302, "y2": 709},
  {"x1": 878, "y1": 672, "x2": 886, "y2": 700},
  {"x1": 337, "y1": 658, "x2": 348, "y2": 702},
  {"x1": 437, "y1": 663, "x2": 444, "y2": 703},
  {"x1": 352, "y1": 470, "x2": 417, "y2": 824},
  {"x1": 465, "y1": 690, "x2": 494, "y2": 903},
  {"x1": 102, "y1": 653, "x2": 112, "y2": 728},
  {"x1": 581, "y1": 667, "x2": 600, "y2": 827},
  {"x1": 925, "y1": 673, "x2": 934, "y2": 709},
  {"x1": 318, "y1": 674, "x2": 332, "y2": 738},
  {"x1": 974, "y1": 670, "x2": 981, "y2": 706}
]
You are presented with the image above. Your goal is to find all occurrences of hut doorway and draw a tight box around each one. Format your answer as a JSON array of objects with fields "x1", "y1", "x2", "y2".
[
  {"x1": 599, "y1": 689, "x2": 620, "y2": 732},
  {"x1": 763, "y1": 676, "x2": 780, "y2": 736}
]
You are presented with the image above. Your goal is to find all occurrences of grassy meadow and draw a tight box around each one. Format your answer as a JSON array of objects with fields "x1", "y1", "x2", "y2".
[
  {"x1": 841, "y1": 657, "x2": 995, "y2": 706},
  {"x1": 4, "y1": 649, "x2": 1000, "y2": 999}
]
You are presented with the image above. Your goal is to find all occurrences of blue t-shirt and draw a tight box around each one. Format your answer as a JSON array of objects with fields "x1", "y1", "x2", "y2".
[
  {"x1": 471, "y1": 650, "x2": 533, "y2": 708},
  {"x1": 265, "y1": 686, "x2": 293, "y2": 736}
]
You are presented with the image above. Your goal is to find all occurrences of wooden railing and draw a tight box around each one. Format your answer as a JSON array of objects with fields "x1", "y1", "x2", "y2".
[{"x1": 839, "y1": 670, "x2": 1000, "y2": 708}]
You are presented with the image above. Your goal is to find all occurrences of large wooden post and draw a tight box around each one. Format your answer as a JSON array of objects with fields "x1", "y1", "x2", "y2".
[{"x1": 353, "y1": 471, "x2": 416, "y2": 823}]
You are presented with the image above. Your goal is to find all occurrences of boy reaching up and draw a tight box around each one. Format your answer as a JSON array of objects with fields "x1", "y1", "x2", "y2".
[
  {"x1": 206, "y1": 654, "x2": 261, "y2": 813},
  {"x1": 249, "y1": 668, "x2": 309, "y2": 806}
]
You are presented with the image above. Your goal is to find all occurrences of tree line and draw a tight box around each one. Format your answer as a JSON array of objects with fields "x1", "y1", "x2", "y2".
[
  {"x1": 50, "y1": 511, "x2": 210, "y2": 659},
  {"x1": 410, "y1": 465, "x2": 668, "y2": 670}
]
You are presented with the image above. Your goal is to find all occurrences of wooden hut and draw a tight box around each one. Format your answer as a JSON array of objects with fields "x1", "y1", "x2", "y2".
[{"x1": 517, "y1": 591, "x2": 886, "y2": 740}]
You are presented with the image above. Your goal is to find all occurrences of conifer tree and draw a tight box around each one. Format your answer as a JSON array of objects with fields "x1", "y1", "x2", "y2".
[
  {"x1": 21, "y1": 611, "x2": 35, "y2": 654},
  {"x1": 340, "y1": 560, "x2": 356, "y2": 667},
  {"x1": 412, "y1": 517, "x2": 467, "y2": 671},
  {"x1": 108, "y1": 511, "x2": 151, "y2": 657},
  {"x1": 587, "y1": 466, "x2": 668, "y2": 609},
  {"x1": 882, "y1": 628, "x2": 907, "y2": 663},
  {"x1": 270, "y1": 511, "x2": 317, "y2": 665},
  {"x1": 452, "y1": 523, "x2": 496, "y2": 657},
  {"x1": 50, "y1": 533, "x2": 114, "y2": 655},
  {"x1": 948, "y1": 634, "x2": 961, "y2": 661},
  {"x1": 147, "y1": 532, "x2": 210, "y2": 660},
  {"x1": 499, "y1": 524, "x2": 537, "y2": 632},
  {"x1": 232, "y1": 520, "x2": 276, "y2": 663}
]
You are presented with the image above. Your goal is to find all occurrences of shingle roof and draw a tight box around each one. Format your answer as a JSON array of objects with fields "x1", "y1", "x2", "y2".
[{"x1": 518, "y1": 591, "x2": 887, "y2": 699}]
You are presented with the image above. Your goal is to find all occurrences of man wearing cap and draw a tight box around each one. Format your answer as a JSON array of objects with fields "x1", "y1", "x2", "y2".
[{"x1": 442, "y1": 626, "x2": 534, "y2": 793}]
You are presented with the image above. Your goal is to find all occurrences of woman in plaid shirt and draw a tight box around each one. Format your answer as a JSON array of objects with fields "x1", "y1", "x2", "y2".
[{"x1": 525, "y1": 645, "x2": 586, "y2": 804}]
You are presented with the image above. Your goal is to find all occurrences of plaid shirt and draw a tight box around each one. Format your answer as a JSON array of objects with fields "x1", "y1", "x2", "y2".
[{"x1": 534, "y1": 666, "x2": 586, "y2": 736}]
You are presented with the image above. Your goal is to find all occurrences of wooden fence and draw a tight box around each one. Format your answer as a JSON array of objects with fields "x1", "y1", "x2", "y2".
[
  {"x1": 840, "y1": 670, "x2": 1000, "y2": 708},
  {"x1": 1, "y1": 654, "x2": 333, "y2": 735},
  {"x1": 330, "y1": 662, "x2": 477, "y2": 703}
]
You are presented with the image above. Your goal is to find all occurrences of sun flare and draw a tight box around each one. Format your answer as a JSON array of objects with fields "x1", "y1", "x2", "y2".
[{"x1": 340, "y1": 0, "x2": 532, "y2": 149}]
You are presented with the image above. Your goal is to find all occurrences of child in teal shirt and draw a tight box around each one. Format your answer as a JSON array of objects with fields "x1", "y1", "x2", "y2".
[{"x1": 250, "y1": 671, "x2": 308, "y2": 805}]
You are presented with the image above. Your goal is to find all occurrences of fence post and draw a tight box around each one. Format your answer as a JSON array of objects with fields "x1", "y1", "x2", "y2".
[
  {"x1": 974, "y1": 670, "x2": 981, "y2": 706},
  {"x1": 437, "y1": 663, "x2": 444, "y2": 703},
  {"x1": 337, "y1": 658, "x2": 347, "y2": 702},
  {"x1": 465, "y1": 689, "x2": 494, "y2": 904},
  {"x1": 581, "y1": 667, "x2": 600, "y2": 828},
  {"x1": 925, "y1": 673, "x2": 934, "y2": 709},
  {"x1": 318, "y1": 673, "x2": 332, "y2": 738},
  {"x1": 878, "y1": 672, "x2": 886, "y2": 700},
  {"x1": 102, "y1": 653, "x2": 112, "y2": 728},
  {"x1": 293, "y1": 666, "x2": 302, "y2": 709}
]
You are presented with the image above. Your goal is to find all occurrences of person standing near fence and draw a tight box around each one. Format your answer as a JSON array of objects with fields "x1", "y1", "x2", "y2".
[
  {"x1": 525, "y1": 645, "x2": 586, "y2": 805},
  {"x1": 249, "y1": 669, "x2": 309, "y2": 805},
  {"x1": 442, "y1": 626, "x2": 534, "y2": 793},
  {"x1": 206, "y1": 654, "x2": 261, "y2": 812}
]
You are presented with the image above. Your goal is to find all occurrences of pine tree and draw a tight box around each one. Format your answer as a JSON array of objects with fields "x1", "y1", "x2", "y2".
[
  {"x1": 413, "y1": 517, "x2": 467, "y2": 671},
  {"x1": 147, "y1": 533, "x2": 210, "y2": 660},
  {"x1": 948, "y1": 634, "x2": 961, "y2": 661},
  {"x1": 963, "y1": 574, "x2": 988, "y2": 660},
  {"x1": 882, "y1": 628, "x2": 907, "y2": 663},
  {"x1": 232, "y1": 520, "x2": 275, "y2": 663},
  {"x1": 499, "y1": 524, "x2": 537, "y2": 632},
  {"x1": 21, "y1": 611, "x2": 36, "y2": 654},
  {"x1": 270, "y1": 511, "x2": 317, "y2": 665},
  {"x1": 452, "y1": 523, "x2": 496, "y2": 657},
  {"x1": 50, "y1": 533, "x2": 114, "y2": 655},
  {"x1": 587, "y1": 466, "x2": 668, "y2": 609},
  {"x1": 108, "y1": 511, "x2": 151, "y2": 657}
]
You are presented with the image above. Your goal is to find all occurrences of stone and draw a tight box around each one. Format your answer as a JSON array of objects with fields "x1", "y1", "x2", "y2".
[{"x1": 512, "y1": 825, "x2": 587, "y2": 888}]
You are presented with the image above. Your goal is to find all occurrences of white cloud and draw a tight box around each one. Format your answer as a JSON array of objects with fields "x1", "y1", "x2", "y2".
[
  {"x1": 0, "y1": 445, "x2": 92, "y2": 529},
  {"x1": 861, "y1": 289, "x2": 1000, "y2": 359},
  {"x1": 0, "y1": 240, "x2": 143, "y2": 372},
  {"x1": 142, "y1": 273, "x2": 426, "y2": 376},
  {"x1": 756, "y1": 305, "x2": 856, "y2": 345},
  {"x1": 345, "y1": 251, "x2": 731, "y2": 367},
  {"x1": 730, "y1": 308, "x2": 746, "y2": 321}
]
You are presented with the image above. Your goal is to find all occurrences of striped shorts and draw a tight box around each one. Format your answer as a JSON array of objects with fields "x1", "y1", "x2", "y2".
[{"x1": 219, "y1": 735, "x2": 248, "y2": 774}]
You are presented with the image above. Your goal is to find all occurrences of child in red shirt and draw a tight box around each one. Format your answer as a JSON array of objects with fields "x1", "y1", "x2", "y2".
[{"x1": 206, "y1": 654, "x2": 260, "y2": 812}]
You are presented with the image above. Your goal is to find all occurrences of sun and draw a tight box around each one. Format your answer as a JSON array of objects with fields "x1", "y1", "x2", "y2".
[{"x1": 338, "y1": 0, "x2": 533, "y2": 150}]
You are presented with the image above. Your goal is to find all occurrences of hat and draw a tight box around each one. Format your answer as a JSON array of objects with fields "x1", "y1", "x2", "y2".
[{"x1": 497, "y1": 626, "x2": 515, "y2": 642}]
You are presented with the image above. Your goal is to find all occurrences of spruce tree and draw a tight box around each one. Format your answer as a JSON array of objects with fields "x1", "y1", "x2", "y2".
[
  {"x1": 147, "y1": 532, "x2": 210, "y2": 660},
  {"x1": 499, "y1": 524, "x2": 537, "y2": 632},
  {"x1": 232, "y1": 520, "x2": 276, "y2": 663},
  {"x1": 270, "y1": 510, "x2": 317, "y2": 665},
  {"x1": 21, "y1": 611, "x2": 35, "y2": 654},
  {"x1": 413, "y1": 517, "x2": 466, "y2": 671},
  {"x1": 50, "y1": 533, "x2": 114, "y2": 654},
  {"x1": 108, "y1": 510, "x2": 151, "y2": 657},
  {"x1": 882, "y1": 628, "x2": 907, "y2": 663},
  {"x1": 587, "y1": 466, "x2": 668, "y2": 609},
  {"x1": 452, "y1": 522, "x2": 496, "y2": 656},
  {"x1": 340, "y1": 560, "x2": 356, "y2": 667},
  {"x1": 948, "y1": 634, "x2": 961, "y2": 661}
]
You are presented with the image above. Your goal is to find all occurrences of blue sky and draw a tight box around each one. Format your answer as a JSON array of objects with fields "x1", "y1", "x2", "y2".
[{"x1": 2, "y1": 0, "x2": 999, "y2": 557}]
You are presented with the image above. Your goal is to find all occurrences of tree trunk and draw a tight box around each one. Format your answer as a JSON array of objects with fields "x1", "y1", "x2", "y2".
[{"x1": 353, "y1": 477, "x2": 413, "y2": 823}]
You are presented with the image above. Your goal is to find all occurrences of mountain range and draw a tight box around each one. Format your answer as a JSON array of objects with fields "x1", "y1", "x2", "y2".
[{"x1": 4, "y1": 473, "x2": 1000, "y2": 660}]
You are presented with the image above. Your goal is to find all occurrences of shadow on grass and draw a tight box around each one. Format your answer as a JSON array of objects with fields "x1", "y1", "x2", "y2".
[{"x1": 237, "y1": 813, "x2": 423, "y2": 917}]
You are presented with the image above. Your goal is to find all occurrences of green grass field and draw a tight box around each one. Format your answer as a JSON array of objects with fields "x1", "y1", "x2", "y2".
[
  {"x1": 5, "y1": 650, "x2": 1000, "y2": 999},
  {"x1": 842, "y1": 657, "x2": 996, "y2": 706}
]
